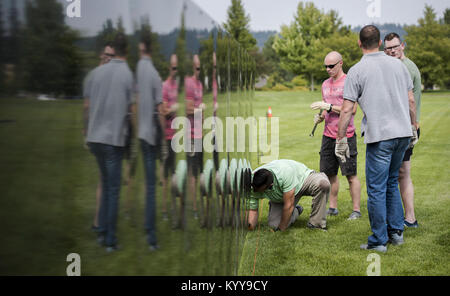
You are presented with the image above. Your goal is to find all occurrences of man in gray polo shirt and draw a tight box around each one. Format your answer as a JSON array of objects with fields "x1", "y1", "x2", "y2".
[
  {"x1": 336, "y1": 25, "x2": 418, "y2": 253},
  {"x1": 83, "y1": 42, "x2": 115, "y2": 233},
  {"x1": 86, "y1": 33, "x2": 134, "y2": 252},
  {"x1": 136, "y1": 32, "x2": 165, "y2": 251}
]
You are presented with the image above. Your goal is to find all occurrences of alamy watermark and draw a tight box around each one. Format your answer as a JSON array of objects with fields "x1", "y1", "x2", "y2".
[
  {"x1": 66, "y1": 0, "x2": 81, "y2": 18},
  {"x1": 171, "y1": 111, "x2": 279, "y2": 163},
  {"x1": 366, "y1": 253, "x2": 381, "y2": 276},
  {"x1": 366, "y1": 0, "x2": 381, "y2": 18},
  {"x1": 66, "y1": 253, "x2": 81, "y2": 276}
]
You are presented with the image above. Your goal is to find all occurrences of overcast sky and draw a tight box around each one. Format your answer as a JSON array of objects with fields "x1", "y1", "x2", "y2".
[{"x1": 192, "y1": 0, "x2": 449, "y2": 31}]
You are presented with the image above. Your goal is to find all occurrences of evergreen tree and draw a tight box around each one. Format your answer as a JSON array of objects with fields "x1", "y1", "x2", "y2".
[
  {"x1": 175, "y1": 9, "x2": 190, "y2": 87},
  {"x1": 0, "y1": 0, "x2": 4, "y2": 93},
  {"x1": 5, "y1": 0, "x2": 22, "y2": 94},
  {"x1": 223, "y1": 0, "x2": 257, "y2": 52},
  {"x1": 444, "y1": 8, "x2": 450, "y2": 25},
  {"x1": 137, "y1": 16, "x2": 168, "y2": 78},
  {"x1": 96, "y1": 19, "x2": 117, "y2": 54},
  {"x1": 22, "y1": 0, "x2": 83, "y2": 96}
]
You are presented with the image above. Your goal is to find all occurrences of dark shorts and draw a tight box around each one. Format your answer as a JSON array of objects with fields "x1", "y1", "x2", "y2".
[
  {"x1": 163, "y1": 139, "x2": 176, "y2": 179},
  {"x1": 403, "y1": 128, "x2": 420, "y2": 162},
  {"x1": 320, "y1": 134, "x2": 357, "y2": 176},
  {"x1": 186, "y1": 139, "x2": 203, "y2": 177}
]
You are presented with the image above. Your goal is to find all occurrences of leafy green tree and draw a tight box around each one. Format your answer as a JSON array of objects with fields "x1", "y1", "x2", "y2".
[
  {"x1": 273, "y1": 2, "x2": 362, "y2": 90},
  {"x1": 223, "y1": 0, "x2": 257, "y2": 52},
  {"x1": 261, "y1": 35, "x2": 294, "y2": 84},
  {"x1": 273, "y1": 2, "x2": 335, "y2": 90},
  {"x1": 405, "y1": 5, "x2": 450, "y2": 89}
]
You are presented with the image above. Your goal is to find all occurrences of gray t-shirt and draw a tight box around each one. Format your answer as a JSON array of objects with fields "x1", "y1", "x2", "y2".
[
  {"x1": 343, "y1": 51, "x2": 413, "y2": 144},
  {"x1": 136, "y1": 57, "x2": 162, "y2": 146},
  {"x1": 86, "y1": 59, "x2": 134, "y2": 147}
]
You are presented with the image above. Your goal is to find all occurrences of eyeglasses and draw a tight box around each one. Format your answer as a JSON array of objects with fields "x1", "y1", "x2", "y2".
[
  {"x1": 384, "y1": 44, "x2": 401, "y2": 52},
  {"x1": 324, "y1": 61, "x2": 341, "y2": 69}
]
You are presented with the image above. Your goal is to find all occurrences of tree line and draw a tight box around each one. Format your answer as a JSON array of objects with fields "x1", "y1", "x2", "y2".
[
  {"x1": 224, "y1": 0, "x2": 450, "y2": 91},
  {"x1": 0, "y1": 0, "x2": 448, "y2": 97}
]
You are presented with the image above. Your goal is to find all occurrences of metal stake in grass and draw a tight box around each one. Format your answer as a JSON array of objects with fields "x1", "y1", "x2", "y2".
[{"x1": 309, "y1": 109, "x2": 324, "y2": 137}]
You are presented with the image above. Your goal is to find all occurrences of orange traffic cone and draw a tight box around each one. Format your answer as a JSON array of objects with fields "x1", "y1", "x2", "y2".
[{"x1": 267, "y1": 106, "x2": 272, "y2": 118}]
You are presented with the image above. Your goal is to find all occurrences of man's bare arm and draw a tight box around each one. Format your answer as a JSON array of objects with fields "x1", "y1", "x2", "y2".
[
  {"x1": 247, "y1": 209, "x2": 259, "y2": 230},
  {"x1": 278, "y1": 188, "x2": 295, "y2": 231},
  {"x1": 337, "y1": 99, "x2": 355, "y2": 140},
  {"x1": 408, "y1": 90, "x2": 417, "y2": 128}
]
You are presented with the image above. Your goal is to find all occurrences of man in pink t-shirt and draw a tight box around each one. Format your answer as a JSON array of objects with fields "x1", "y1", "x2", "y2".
[
  {"x1": 310, "y1": 51, "x2": 361, "y2": 220},
  {"x1": 160, "y1": 54, "x2": 179, "y2": 220},
  {"x1": 185, "y1": 54, "x2": 205, "y2": 218}
]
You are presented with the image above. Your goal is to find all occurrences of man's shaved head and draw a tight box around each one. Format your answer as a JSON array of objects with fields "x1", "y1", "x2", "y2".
[
  {"x1": 324, "y1": 51, "x2": 344, "y2": 79},
  {"x1": 324, "y1": 51, "x2": 342, "y2": 64}
]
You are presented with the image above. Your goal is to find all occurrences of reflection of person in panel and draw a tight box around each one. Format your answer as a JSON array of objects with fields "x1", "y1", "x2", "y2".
[
  {"x1": 185, "y1": 55, "x2": 205, "y2": 219},
  {"x1": 247, "y1": 159, "x2": 330, "y2": 232},
  {"x1": 85, "y1": 33, "x2": 134, "y2": 252},
  {"x1": 83, "y1": 42, "x2": 115, "y2": 233},
  {"x1": 161, "y1": 54, "x2": 179, "y2": 221},
  {"x1": 136, "y1": 33, "x2": 166, "y2": 251},
  {"x1": 212, "y1": 52, "x2": 219, "y2": 169}
]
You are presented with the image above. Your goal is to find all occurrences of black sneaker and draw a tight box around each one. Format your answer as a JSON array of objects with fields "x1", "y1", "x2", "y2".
[
  {"x1": 97, "y1": 233, "x2": 106, "y2": 246},
  {"x1": 149, "y1": 244, "x2": 160, "y2": 252},
  {"x1": 91, "y1": 225, "x2": 100, "y2": 233},
  {"x1": 307, "y1": 222, "x2": 327, "y2": 231},
  {"x1": 347, "y1": 211, "x2": 362, "y2": 220},
  {"x1": 327, "y1": 208, "x2": 339, "y2": 216},
  {"x1": 404, "y1": 220, "x2": 418, "y2": 228},
  {"x1": 388, "y1": 230, "x2": 404, "y2": 245},
  {"x1": 105, "y1": 245, "x2": 120, "y2": 253},
  {"x1": 360, "y1": 244, "x2": 387, "y2": 253},
  {"x1": 295, "y1": 205, "x2": 304, "y2": 216}
]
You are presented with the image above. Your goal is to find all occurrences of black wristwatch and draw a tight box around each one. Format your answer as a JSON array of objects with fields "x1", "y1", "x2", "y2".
[{"x1": 328, "y1": 104, "x2": 333, "y2": 112}]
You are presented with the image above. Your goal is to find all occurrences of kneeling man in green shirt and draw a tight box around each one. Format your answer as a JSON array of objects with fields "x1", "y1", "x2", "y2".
[{"x1": 247, "y1": 159, "x2": 330, "y2": 231}]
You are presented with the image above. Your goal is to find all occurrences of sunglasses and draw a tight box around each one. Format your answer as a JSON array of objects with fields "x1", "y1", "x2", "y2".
[
  {"x1": 324, "y1": 61, "x2": 341, "y2": 69},
  {"x1": 171, "y1": 67, "x2": 178, "y2": 71},
  {"x1": 104, "y1": 53, "x2": 115, "y2": 58},
  {"x1": 195, "y1": 67, "x2": 201, "y2": 71}
]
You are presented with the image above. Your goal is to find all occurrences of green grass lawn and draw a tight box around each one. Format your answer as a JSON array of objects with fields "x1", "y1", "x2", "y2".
[
  {"x1": 0, "y1": 90, "x2": 449, "y2": 276},
  {"x1": 238, "y1": 90, "x2": 450, "y2": 276},
  {"x1": 0, "y1": 95, "x2": 245, "y2": 276}
]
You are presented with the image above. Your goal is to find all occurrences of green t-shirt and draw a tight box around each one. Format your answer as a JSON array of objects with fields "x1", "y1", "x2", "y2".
[
  {"x1": 246, "y1": 159, "x2": 313, "y2": 210},
  {"x1": 402, "y1": 57, "x2": 422, "y2": 123}
]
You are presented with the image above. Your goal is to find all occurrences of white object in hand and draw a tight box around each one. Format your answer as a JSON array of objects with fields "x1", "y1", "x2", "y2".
[
  {"x1": 310, "y1": 101, "x2": 331, "y2": 111},
  {"x1": 335, "y1": 137, "x2": 350, "y2": 163}
]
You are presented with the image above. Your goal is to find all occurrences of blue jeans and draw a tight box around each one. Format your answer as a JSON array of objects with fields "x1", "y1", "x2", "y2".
[
  {"x1": 140, "y1": 140, "x2": 158, "y2": 246},
  {"x1": 365, "y1": 137, "x2": 410, "y2": 246},
  {"x1": 89, "y1": 142, "x2": 124, "y2": 247}
]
